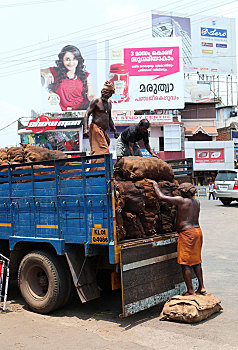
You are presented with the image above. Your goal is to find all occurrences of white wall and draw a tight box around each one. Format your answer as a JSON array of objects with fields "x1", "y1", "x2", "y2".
[{"x1": 185, "y1": 140, "x2": 234, "y2": 171}]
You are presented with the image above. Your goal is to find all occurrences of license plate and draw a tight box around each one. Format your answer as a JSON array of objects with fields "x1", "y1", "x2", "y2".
[
  {"x1": 92, "y1": 228, "x2": 109, "y2": 244},
  {"x1": 219, "y1": 185, "x2": 228, "y2": 190}
]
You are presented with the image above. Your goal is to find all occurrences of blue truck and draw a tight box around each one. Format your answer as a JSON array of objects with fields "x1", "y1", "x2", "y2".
[{"x1": 0, "y1": 154, "x2": 195, "y2": 316}]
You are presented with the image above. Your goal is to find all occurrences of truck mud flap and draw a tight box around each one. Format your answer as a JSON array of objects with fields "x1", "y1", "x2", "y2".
[{"x1": 120, "y1": 238, "x2": 197, "y2": 317}]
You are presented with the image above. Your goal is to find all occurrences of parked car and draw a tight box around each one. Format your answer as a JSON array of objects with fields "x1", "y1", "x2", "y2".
[{"x1": 214, "y1": 169, "x2": 238, "y2": 205}]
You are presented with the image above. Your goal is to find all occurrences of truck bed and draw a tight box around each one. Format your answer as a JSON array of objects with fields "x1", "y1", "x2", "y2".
[{"x1": 0, "y1": 154, "x2": 197, "y2": 316}]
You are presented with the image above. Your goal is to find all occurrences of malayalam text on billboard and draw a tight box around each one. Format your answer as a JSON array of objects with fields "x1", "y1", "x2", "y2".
[{"x1": 108, "y1": 38, "x2": 184, "y2": 110}]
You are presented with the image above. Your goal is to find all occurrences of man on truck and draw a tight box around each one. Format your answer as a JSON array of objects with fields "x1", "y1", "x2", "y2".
[
  {"x1": 116, "y1": 119, "x2": 159, "y2": 161},
  {"x1": 83, "y1": 81, "x2": 119, "y2": 169},
  {"x1": 151, "y1": 181, "x2": 206, "y2": 296}
]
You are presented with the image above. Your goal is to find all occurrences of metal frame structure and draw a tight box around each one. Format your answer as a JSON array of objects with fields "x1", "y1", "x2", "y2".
[{"x1": 0, "y1": 253, "x2": 10, "y2": 312}]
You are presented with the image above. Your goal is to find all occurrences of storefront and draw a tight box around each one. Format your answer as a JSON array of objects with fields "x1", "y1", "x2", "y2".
[
  {"x1": 185, "y1": 140, "x2": 235, "y2": 185},
  {"x1": 19, "y1": 112, "x2": 186, "y2": 162},
  {"x1": 18, "y1": 114, "x2": 84, "y2": 156},
  {"x1": 83, "y1": 113, "x2": 185, "y2": 161}
]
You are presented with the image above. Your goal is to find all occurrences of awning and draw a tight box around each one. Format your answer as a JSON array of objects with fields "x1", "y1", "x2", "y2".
[
  {"x1": 230, "y1": 122, "x2": 238, "y2": 131},
  {"x1": 185, "y1": 126, "x2": 218, "y2": 136}
]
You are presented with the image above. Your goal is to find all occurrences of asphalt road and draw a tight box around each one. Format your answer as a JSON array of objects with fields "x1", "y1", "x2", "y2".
[{"x1": 0, "y1": 199, "x2": 238, "y2": 350}]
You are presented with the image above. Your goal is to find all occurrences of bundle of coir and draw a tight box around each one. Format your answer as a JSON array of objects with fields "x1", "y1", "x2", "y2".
[
  {"x1": 113, "y1": 157, "x2": 179, "y2": 241},
  {"x1": 0, "y1": 145, "x2": 69, "y2": 181}
]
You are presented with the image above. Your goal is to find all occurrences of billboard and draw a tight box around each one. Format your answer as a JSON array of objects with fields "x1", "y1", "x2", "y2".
[
  {"x1": 152, "y1": 13, "x2": 237, "y2": 75},
  {"x1": 107, "y1": 38, "x2": 184, "y2": 110},
  {"x1": 185, "y1": 81, "x2": 211, "y2": 103},
  {"x1": 195, "y1": 149, "x2": 224, "y2": 163},
  {"x1": 40, "y1": 40, "x2": 98, "y2": 113}
]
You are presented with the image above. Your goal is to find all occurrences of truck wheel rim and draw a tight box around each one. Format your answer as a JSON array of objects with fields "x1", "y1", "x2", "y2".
[{"x1": 26, "y1": 265, "x2": 49, "y2": 297}]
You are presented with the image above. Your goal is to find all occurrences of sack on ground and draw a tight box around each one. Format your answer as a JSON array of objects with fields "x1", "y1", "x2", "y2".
[{"x1": 159, "y1": 294, "x2": 222, "y2": 323}]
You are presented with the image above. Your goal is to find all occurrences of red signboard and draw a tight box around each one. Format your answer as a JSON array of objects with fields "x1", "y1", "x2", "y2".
[
  {"x1": 26, "y1": 116, "x2": 82, "y2": 134},
  {"x1": 26, "y1": 116, "x2": 59, "y2": 134},
  {"x1": 195, "y1": 149, "x2": 224, "y2": 163}
]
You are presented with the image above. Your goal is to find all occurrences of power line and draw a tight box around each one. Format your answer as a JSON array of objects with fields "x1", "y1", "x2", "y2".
[
  {"x1": 0, "y1": 0, "x2": 236, "y2": 72},
  {"x1": 0, "y1": 0, "x2": 180, "y2": 56},
  {"x1": 0, "y1": 0, "x2": 236, "y2": 77},
  {"x1": 0, "y1": 119, "x2": 19, "y2": 132},
  {"x1": 0, "y1": 0, "x2": 63, "y2": 8},
  {"x1": 0, "y1": 0, "x2": 233, "y2": 60}
]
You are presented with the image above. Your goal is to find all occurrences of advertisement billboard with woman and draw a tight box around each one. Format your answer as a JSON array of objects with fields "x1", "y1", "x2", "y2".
[{"x1": 40, "y1": 40, "x2": 97, "y2": 112}]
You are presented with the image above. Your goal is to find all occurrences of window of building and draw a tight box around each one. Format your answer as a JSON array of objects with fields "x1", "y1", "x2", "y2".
[{"x1": 164, "y1": 124, "x2": 181, "y2": 151}]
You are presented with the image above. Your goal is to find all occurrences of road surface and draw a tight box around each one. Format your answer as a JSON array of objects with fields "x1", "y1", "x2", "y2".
[{"x1": 0, "y1": 199, "x2": 237, "y2": 350}]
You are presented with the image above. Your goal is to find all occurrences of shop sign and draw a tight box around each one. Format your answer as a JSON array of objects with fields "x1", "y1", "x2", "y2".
[
  {"x1": 112, "y1": 114, "x2": 172, "y2": 124},
  {"x1": 195, "y1": 149, "x2": 224, "y2": 163},
  {"x1": 26, "y1": 115, "x2": 82, "y2": 134},
  {"x1": 232, "y1": 131, "x2": 238, "y2": 146},
  {"x1": 141, "y1": 149, "x2": 155, "y2": 157}
]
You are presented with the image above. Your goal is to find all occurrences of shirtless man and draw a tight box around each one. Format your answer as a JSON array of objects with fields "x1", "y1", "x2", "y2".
[
  {"x1": 83, "y1": 81, "x2": 118, "y2": 167},
  {"x1": 151, "y1": 181, "x2": 206, "y2": 296}
]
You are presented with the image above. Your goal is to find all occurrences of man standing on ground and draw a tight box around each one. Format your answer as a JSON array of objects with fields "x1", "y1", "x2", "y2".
[
  {"x1": 151, "y1": 181, "x2": 206, "y2": 296},
  {"x1": 208, "y1": 182, "x2": 215, "y2": 200},
  {"x1": 83, "y1": 81, "x2": 119, "y2": 169},
  {"x1": 116, "y1": 119, "x2": 159, "y2": 160}
]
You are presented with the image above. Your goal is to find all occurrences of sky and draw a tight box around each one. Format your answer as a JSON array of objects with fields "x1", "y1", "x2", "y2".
[{"x1": 0, "y1": 0, "x2": 238, "y2": 147}]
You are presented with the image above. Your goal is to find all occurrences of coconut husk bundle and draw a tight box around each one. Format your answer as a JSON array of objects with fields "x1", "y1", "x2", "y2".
[
  {"x1": 114, "y1": 156, "x2": 174, "y2": 181},
  {"x1": 122, "y1": 212, "x2": 145, "y2": 239},
  {"x1": 114, "y1": 178, "x2": 179, "y2": 241},
  {"x1": 7, "y1": 147, "x2": 25, "y2": 164},
  {"x1": 21, "y1": 144, "x2": 68, "y2": 163},
  {"x1": 0, "y1": 145, "x2": 70, "y2": 183},
  {"x1": 157, "y1": 181, "x2": 178, "y2": 234},
  {"x1": 0, "y1": 148, "x2": 8, "y2": 168},
  {"x1": 113, "y1": 157, "x2": 179, "y2": 242}
]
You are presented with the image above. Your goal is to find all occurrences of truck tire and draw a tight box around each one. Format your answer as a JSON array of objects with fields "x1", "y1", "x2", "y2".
[
  {"x1": 18, "y1": 250, "x2": 71, "y2": 314},
  {"x1": 220, "y1": 198, "x2": 232, "y2": 206}
]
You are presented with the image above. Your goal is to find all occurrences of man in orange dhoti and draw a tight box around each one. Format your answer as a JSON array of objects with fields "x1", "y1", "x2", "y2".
[
  {"x1": 83, "y1": 81, "x2": 118, "y2": 171},
  {"x1": 151, "y1": 181, "x2": 206, "y2": 296}
]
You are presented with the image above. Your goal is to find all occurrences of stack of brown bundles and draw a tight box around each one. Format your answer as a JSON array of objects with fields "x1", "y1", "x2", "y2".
[
  {"x1": 113, "y1": 157, "x2": 179, "y2": 241},
  {"x1": 21, "y1": 144, "x2": 68, "y2": 163},
  {"x1": 0, "y1": 148, "x2": 8, "y2": 167},
  {"x1": 0, "y1": 145, "x2": 69, "y2": 182},
  {"x1": 7, "y1": 147, "x2": 25, "y2": 164}
]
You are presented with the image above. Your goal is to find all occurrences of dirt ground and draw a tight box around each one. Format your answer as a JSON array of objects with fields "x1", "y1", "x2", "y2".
[{"x1": 1, "y1": 199, "x2": 238, "y2": 350}]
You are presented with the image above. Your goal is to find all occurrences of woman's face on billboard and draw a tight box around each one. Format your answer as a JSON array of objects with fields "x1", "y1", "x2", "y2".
[{"x1": 63, "y1": 51, "x2": 78, "y2": 72}]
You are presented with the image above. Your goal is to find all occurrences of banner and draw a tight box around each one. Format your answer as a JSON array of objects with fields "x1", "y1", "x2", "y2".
[
  {"x1": 195, "y1": 149, "x2": 224, "y2": 163},
  {"x1": 185, "y1": 81, "x2": 211, "y2": 103},
  {"x1": 112, "y1": 114, "x2": 172, "y2": 124},
  {"x1": 152, "y1": 13, "x2": 237, "y2": 75},
  {"x1": 108, "y1": 38, "x2": 184, "y2": 110}
]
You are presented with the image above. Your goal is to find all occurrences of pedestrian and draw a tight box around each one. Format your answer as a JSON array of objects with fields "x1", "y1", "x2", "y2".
[
  {"x1": 83, "y1": 81, "x2": 119, "y2": 170},
  {"x1": 208, "y1": 182, "x2": 215, "y2": 200},
  {"x1": 151, "y1": 181, "x2": 206, "y2": 296},
  {"x1": 116, "y1": 119, "x2": 159, "y2": 161}
]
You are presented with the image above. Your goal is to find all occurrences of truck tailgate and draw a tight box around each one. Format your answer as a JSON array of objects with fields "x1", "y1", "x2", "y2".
[{"x1": 120, "y1": 236, "x2": 197, "y2": 317}]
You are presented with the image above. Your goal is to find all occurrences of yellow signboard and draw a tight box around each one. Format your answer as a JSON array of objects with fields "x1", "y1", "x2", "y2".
[{"x1": 92, "y1": 227, "x2": 109, "y2": 244}]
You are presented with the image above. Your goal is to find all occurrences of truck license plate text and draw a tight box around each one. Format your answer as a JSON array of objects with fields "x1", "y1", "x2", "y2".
[{"x1": 92, "y1": 228, "x2": 109, "y2": 244}]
